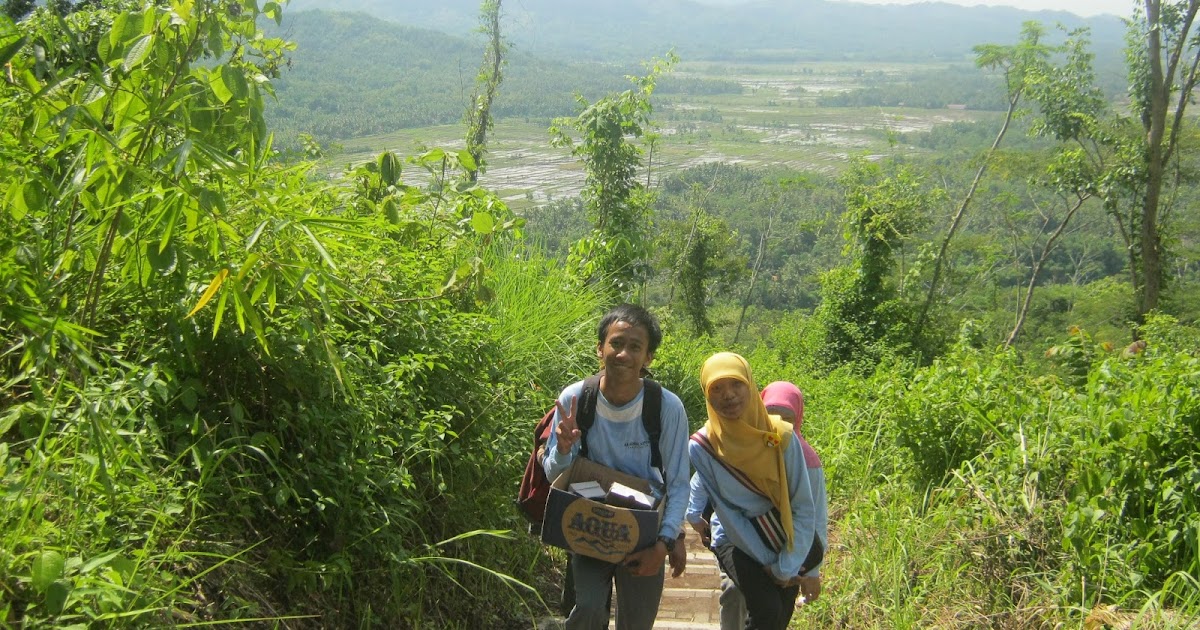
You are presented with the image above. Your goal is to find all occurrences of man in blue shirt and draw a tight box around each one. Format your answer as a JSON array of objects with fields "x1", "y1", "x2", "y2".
[{"x1": 544, "y1": 304, "x2": 690, "y2": 630}]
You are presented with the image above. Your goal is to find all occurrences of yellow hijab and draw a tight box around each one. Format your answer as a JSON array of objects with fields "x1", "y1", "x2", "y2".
[{"x1": 700, "y1": 352, "x2": 794, "y2": 548}]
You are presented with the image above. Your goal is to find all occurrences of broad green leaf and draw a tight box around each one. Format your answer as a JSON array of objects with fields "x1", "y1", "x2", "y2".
[
  {"x1": 22, "y1": 182, "x2": 45, "y2": 216},
  {"x1": 10, "y1": 184, "x2": 28, "y2": 221},
  {"x1": 122, "y1": 35, "x2": 153, "y2": 72},
  {"x1": 444, "y1": 262, "x2": 472, "y2": 292},
  {"x1": 383, "y1": 198, "x2": 400, "y2": 224},
  {"x1": 107, "y1": 13, "x2": 128, "y2": 58},
  {"x1": 82, "y1": 81, "x2": 106, "y2": 106},
  {"x1": 221, "y1": 64, "x2": 248, "y2": 102},
  {"x1": 209, "y1": 71, "x2": 232, "y2": 104},
  {"x1": 187, "y1": 268, "x2": 229, "y2": 318},
  {"x1": 378, "y1": 152, "x2": 400, "y2": 186},
  {"x1": 264, "y1": 1, "x2": 282, "y2": 24},
  {"x1": 470, "y1": 211, "x2": 495, "y2": 235},
  {"x1": 45, "y1": 580, "x2": 69, "y2": 615},
  {"x1": 457, "y1": 149, "x2": 478, "y2": 171},
  {"x1": 421, "y1": 148, "x2": 447, "y2": 164},
  {"x1": 32, "y1": 551, "x2": 65, "y2": 592}
]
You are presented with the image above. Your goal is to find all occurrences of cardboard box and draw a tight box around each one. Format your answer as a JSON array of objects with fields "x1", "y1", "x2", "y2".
[{"x1": 541, "y1": 458, "x2": 664, "y2": 563}]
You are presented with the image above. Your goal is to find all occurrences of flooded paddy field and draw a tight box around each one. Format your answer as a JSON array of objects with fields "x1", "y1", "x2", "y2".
[{"x1": 325, "y1": 61, "x2": 1000, "y2": 210}]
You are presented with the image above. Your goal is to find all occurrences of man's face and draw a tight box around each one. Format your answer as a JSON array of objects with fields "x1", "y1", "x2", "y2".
[{"x1": 597, "y1": 320, "x2": 653, "y2": 381}]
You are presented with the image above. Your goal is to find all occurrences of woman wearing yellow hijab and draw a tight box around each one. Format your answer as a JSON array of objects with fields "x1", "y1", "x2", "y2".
[{"x1": 689, "y1": 352, "x2": 818, "y2": 630}]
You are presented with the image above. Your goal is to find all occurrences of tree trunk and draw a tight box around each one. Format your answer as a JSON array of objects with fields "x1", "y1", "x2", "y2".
[
  {"x1": 1004, "y1": 195, "x2": 1087, "y2": 348},
  {"x1": 914, "y1": 88, "x2": 1022, "y2": 344},
  {"x1": 734, "y1": 214, "x2": 775, "y2": 344}
]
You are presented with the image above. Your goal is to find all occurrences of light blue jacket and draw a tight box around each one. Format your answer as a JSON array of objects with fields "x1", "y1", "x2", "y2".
[{"x1": 688, "y1": 429, "x2": 819, "y2": 581}]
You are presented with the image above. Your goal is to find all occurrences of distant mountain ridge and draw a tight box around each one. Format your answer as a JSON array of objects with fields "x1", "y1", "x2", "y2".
[{"x1": 283, "y1": 0, "x2": 1126, "y2": 62}]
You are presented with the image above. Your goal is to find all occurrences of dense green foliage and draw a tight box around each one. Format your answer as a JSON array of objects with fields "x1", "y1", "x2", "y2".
[{"x1": 0, "y1": 2, "x2": 585, "y2": 626}]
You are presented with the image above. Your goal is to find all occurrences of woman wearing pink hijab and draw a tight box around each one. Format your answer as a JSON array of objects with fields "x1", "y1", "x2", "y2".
[{"x1": 761, "y1": 381, "x2": 827, "y2": 605}]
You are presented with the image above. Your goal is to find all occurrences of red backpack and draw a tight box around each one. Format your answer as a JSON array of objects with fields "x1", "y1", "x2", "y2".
[{"x1": 516, "y1": 374, "x2": 662, "y2": 534}]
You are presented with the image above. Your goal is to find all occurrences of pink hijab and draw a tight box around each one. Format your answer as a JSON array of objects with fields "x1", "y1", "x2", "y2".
[{"x1": 761, "y1": 381, "x2": 821, "y2": 468}]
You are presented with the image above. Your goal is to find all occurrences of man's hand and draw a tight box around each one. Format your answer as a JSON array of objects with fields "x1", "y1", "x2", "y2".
[
  {"x1": 622, "y1": 542, "x2": 667, "y2": 577},
  {"x1": 667, "y1": 535, "x2": 687, "y2": 577},
  {"x1": 688, "y1": 520, "x2": 712, "y2": 547},
  {"x1": 554, "y1": 398, "x2": 580, "y2": 454},
  {"x1": 763, "y1": 565, "x2": 806, "y2": 589}
]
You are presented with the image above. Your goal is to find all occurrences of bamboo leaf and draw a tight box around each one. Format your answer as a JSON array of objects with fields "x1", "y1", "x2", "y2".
[
  {"x1": 299, "y1": 225, "x2": 337, "y2": 271},
  {"x1": 172, "y1": 139, "x2": 193, "y2": 178},
  {"x1": 246, "y1": 220, "x2": 269, "y2": 250},
  {"x1": 236, "y1": 283, "x2": 268, "y2": 349},
  {"x1": 211, "y1": 290, "x2": 229, "y2": 338},
  {"x1": 0, "y1": 34, "x2": 27, "y2": 68},
  {"x1": 157, "y1": 201, "x2": 180, "y2": 254},
  {"x1": 187, "y1": 268, "x2": 229, "y2": 318}
]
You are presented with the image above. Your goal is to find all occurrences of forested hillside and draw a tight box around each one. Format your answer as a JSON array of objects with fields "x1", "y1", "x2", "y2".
[
  {"x1": 263, "y1": 10, "x2": 743, "y2": 145},
  {"x1": 2, "y1": 0, "x2": 1198, "y2": 629},
  {"x1": 286, "y1": 0, "x2": 1128, "y2": 62},
  {"x1": 262, "y1": 11, "x2": 630, "y2": 142}
]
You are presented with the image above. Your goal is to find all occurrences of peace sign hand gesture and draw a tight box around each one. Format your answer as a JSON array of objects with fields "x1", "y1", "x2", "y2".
[{"x1": 554, "y1": 397, "x2": 581, "y2": 454}]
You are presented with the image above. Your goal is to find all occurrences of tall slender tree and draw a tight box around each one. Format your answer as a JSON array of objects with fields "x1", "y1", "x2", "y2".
[
  {"x1": 463, "y1": 0, "x2": 504, "y2": 184},
  {"x1": 914, "y1": 22, "x2": 1049, "y2": 346},
  {"x1": 1124, "y1": 0, "x2": 1200, "y2": 321},
  {"x1": 550, "y1": 53, "x2": 676, "y2": 302}
]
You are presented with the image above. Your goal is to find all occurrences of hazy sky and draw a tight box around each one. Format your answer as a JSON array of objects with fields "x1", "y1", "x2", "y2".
[{"x1": 826, "y1": 0, "x2": 1136, "y2": 18}]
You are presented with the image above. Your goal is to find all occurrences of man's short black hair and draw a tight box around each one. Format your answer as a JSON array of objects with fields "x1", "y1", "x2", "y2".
[{"x1": 597, "y1": 304, "x2": 662, "y2": 354}]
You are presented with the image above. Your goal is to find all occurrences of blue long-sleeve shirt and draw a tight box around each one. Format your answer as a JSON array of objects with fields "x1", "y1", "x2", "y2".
[
  {"x1": 689, "y1": 429, "x2": 818, "y2": 581},
  {"x1": 543, "y1": 379, "x2": 690, "y2": 541}
]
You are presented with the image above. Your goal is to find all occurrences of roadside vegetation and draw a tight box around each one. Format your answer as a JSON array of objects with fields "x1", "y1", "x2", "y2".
[{"x1": 1, "y1": 1, "x2": 1197, "y2": 628}]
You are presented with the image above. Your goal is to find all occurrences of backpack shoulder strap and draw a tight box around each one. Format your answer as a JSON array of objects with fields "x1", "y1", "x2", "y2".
[
  {"x1": 576, "y1": 373, "x2": 603, "y2": 459},
  {"x1": 642, "y1": 379, "x2": 663, "y2": 471},
  {"x1": 690, "y1": 430, "x2": 768, "y2": 498}
]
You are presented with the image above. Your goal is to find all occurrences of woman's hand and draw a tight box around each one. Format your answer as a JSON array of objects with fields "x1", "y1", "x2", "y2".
[{"x1": 798, "y1": 576, "x2": 821, "y2": 604}]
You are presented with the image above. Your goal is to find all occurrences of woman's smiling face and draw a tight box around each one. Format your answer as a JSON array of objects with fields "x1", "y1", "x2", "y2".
[{"x1": 708, "y1": 377, "x2": 751, "y2": 421}]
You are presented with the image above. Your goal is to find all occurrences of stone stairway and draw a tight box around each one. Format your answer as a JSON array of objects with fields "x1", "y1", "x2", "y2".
[
  {"x1": 654, "y1": 534, "x2": 722, "y2": 629},
  {"x1": 537, "y1": 534, "x2": 723, "y2": 629}
]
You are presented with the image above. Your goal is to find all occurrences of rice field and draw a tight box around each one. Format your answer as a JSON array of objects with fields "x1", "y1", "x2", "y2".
[{"x1": 325, "y1": 61, "x2": 1000, "y2": 209}]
